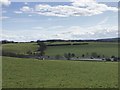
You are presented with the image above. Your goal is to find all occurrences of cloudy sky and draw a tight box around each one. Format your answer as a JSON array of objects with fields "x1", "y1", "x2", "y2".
[{"x1": 0, "y1": 0, "x2": 118, "y2": 41}]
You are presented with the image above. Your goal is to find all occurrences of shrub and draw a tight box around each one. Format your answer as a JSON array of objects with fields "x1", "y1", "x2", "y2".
[
  {"x1": 64, "y1": 53, "x2": 74, "y2": 60},
  {"x1": 106, "y1": 58, "x2": 111, "y2": 61},
  {"x1": 82, "y1": 54, "x2": 85, "y2": 58}
]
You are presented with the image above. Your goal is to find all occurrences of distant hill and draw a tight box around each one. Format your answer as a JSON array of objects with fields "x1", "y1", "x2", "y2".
[
  {"x1": 44, "y1": 38, "x2": 120, "y2": 42},
  {"x1": 1, "y1": 37, "x2": 120, "y2": 43},
  {"x1": 96, "y1": 38, "x2": 120, "y2": 42}
]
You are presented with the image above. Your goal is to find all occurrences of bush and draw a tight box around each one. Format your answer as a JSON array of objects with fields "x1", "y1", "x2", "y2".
[
  {"x1": 82, "y1": 54, "x2": 85, "y2": 58},
  {"x1": 106, "y1": 58, "x2": 111, "y2": 61},
  {"x1": 64, "y1": 53, "x2": 74, "y2": 60},
  {"x1": 71, "y1": 53, "x2": 75, "y2": 57},
  {"x1": 111, "y1": 56, "x2": 115, "y2": 58}
]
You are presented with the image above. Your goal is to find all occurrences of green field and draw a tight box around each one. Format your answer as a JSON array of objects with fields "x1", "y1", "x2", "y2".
[
  {"x1": 2, "y1": 42, "x2": 119, "y2": 57},
  {"x1": 3, "y1": 57, "x2": 118, "y2": 88},
  {"x1": 2, "y1": 42, "x2": 119, "y2": 88},
  {"x1": 2, "y1": 43, "x2": 38, "y2": 55}
]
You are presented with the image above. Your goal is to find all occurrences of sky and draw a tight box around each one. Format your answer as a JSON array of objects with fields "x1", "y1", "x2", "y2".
[{"x1": 0, "y1": 0, "x2": 119, "y2": 42}]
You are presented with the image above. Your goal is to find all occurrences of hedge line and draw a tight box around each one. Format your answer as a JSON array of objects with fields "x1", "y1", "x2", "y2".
[{"x1": 47, "y1": 43, "x2": 88, "y2": 46}]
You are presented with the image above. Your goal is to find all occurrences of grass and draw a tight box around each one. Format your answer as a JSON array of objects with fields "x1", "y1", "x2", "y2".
[
  {"x1": 2, "y1": 42, "x2": 119, "y2": 57},
  {"x1": 46, "y1": 42, "x2": 118, "y2": 57},
  {"x1": 3, "y1": 56, "x2": 118, "y2": 88},
  {"x1": 2, "y1": 43, "x2": 38, "y2": 55}
]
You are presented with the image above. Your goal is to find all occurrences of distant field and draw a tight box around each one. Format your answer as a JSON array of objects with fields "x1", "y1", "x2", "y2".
[
  {"x1": 2, "y1": 43, "x2": 38, "y2": 55},
  {"x1": 46, "y1": 42, "x2": 118, "y2": 57},
  {"x1": 2, "y1": 42, "x2": 118, "y2": 57},
  {"x1": 3, "y1": 57, "x2": 118, "y2": 88}
]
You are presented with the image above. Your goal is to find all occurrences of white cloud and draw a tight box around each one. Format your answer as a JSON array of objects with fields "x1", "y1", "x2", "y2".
[
  {"x1": 2, "y1": 24, "x2": 118, "y2": 41},
  {"x1": 2, "y1": 30, "x2": 48, "y2": 41},
  {"x1": 71, "y1": 0, "x2": 96, "y2": 7},
  {"x1": 19, "y1": 0, "x2": 118, "y2": 17},
  {"x1": 0, "y1": 0, "x2": 11, "y2": 6},
  {"x1": 14, "y1": 11, "x2": 23, "y2": 14},
  {"x1": 20, "y1": 6, "x2": 33, "y2": 12},
  {"x1": 52, "y1": 25, "x2": 118, "y2": 40},
  {"x1": 34, "y1": 3, "x2": 117, "y2": 17}
]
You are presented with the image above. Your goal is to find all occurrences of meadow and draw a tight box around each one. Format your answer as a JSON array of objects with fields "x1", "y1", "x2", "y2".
[
  {"x1": 2, "y1": 42, "x2": 119, "y2": 88},
  {"x1": 2, "y1": 56, "x2": 118, "y2": 88},
  {"x1": 2, "y1": 42, "x2": 119, "y2": 57}
]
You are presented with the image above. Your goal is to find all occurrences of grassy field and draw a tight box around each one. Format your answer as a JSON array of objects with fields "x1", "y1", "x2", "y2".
[
  {"x1": 3, "y1": 57, "x2": 118, "y2": 88},
  {"x1": 46, "y1": 42, "x2": 118, "y2": 57},
  {"x1": 2, "y1": 42, "x2": 118, "y2": 57},
  {"x1": 2, "y1": 43, "x2": 38, "y2": 55}
]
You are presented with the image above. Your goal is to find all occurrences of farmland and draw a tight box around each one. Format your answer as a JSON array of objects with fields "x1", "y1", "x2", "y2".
[
  {"x1": 2, "y1": 56, "x2": 118, "y2": 88},
  {"x1": 2, "y1": 42, "x2": 119, "y2": 57},
  {"x1": 2, "y1": 41, "x2": 119, "y2": 88}
]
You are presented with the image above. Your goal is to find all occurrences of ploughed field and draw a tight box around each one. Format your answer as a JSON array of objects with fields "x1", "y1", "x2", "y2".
[{"x1": 2, "y1": 57, "x2": 118, "y2": 88}]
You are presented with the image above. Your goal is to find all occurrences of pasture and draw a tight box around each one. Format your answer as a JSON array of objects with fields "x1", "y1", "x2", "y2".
[
  {"x1": 2, "y1": 42, "x2": 119, "y2": 57},
  {"x1": 2, "y1": 57, "x2": 118, "y2": 88}
]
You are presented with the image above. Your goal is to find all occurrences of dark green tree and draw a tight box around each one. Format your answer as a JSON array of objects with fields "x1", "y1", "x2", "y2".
[
  {"x1": 37, "y1": 42, "x2": 47, "y2": 57},
  {"x1": 82, "y1": 54, "x2": 85, "y2": 58},
  {"x1": 64, "y1": 53, "x2": 73, "y2": 60},
  {"x1": 71, "y1": 53, "x2": 75, "y2": 57}
]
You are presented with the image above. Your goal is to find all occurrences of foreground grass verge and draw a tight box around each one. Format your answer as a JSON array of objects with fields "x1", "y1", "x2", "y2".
[{"x1": 2, "y1": 57, "x2": 118, "y2": 88}]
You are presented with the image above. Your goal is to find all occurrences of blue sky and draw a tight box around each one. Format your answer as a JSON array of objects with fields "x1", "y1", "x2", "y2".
[{"x1": 0, "y1": 0, "x2": 118, "y2": 41}]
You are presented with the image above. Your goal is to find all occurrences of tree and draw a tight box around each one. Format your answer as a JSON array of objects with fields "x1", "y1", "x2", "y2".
[
  {"x1": 71, "y1": 53, "x2": 75, "y2": 57},
  {"x1": 82, "y1": 54, "x2": 85, "y2": 58},
  {"x1": 111, "y1": 55, "x2": 115, "y2": 58},
  {"x1": 1, "y1": 40, "x2": 14, "y2": 44},
  {"x1": 97, "y1": 55, "x2": 101, "y2": 58},
  {"x1": 37, "y1": 42, "x2": 47, "y2": 58},
  {"x1": 64, "y1": 53, "x2": 73, "y2": 60},
  {"x1": 106, "y1": 58, "x2": 111, "y2": 61},
  {"x1": 64, "y1": 53, "x2": 69, "y2": 60}
]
